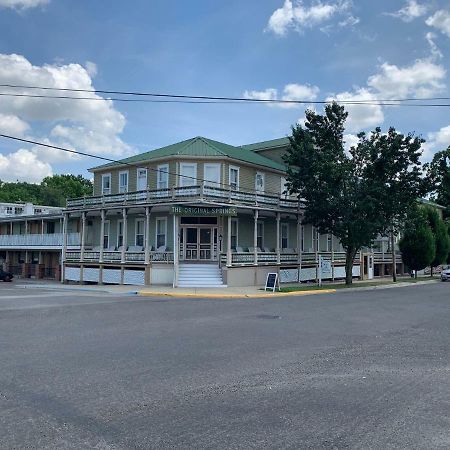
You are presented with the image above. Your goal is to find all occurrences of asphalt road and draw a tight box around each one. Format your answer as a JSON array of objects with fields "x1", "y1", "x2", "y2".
[{"x1": 0, "y1": 283, "x2": 449, "y2": 449}]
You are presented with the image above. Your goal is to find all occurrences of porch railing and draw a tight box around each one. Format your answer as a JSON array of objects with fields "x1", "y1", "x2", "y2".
[
  {"x1": 0, "y1": 232, "x2": 80, "y2": 247},
  {"x1": 65, "y1": 250, "x2": 174, "y2": 264},
  {"x1": 66, "y1": 184, "x2": 301, "y2": 211}
]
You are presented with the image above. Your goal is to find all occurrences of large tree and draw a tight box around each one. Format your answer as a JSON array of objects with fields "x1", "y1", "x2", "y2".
[
  {"x1": 284, "y1": 103, "x2": 426, "y2": 284},
  {"x1": 425, "y1": 207, "x2": 450, "y2": 275},
  {"x1": 399, "y1": 206, "x2": 435, "y2": 277},
  {"x1": 425, "y1": 146, "x2": 450, "y2": 218}
]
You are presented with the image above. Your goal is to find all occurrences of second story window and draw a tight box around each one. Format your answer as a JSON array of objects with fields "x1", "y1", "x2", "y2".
[
  {"x1": 180, "y1": 163, "x2": 197, "y2": 187},
  {"x1": 119, "y1": 171, "x2": 129, "y2": 193},
  {"x1": 157, "y1": 164, "x2": 169, "y2": 190},
  {"x1": 255, "y1": 172, "x2": 265, "y2": 193},
  {"x1": 5, "y1": 207, "x2": 13, "y2": 215},
  {"x1": 229, "y1": 166, "x2": 239, "y2": 190},
  {"x1": 102, "y1": 173, "x2": 111, "y2": 195},
  {"x1": 137, "y1": 168, "x2": 147, "y2": 191}
]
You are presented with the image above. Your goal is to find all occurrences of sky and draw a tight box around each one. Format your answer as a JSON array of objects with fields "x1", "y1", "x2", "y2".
[{"x1": 0, "y1": 0, "x2": 449, "y2": 182}]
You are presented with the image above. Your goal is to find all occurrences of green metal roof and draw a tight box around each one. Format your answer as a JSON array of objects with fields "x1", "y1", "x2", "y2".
[
  {"x1": 91, "y1": 136, "x2": 286, "y2": 172},
  {"x1": 241, "y1": 137, "x2": 290, "y2": 152}
]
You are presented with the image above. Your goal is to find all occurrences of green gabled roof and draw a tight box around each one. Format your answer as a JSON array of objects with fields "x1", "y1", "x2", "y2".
[
  {"x1": 91, "y1": 136, "x2": 286, "y2": 172},
  {"x1": 241, "y1": 137, "x2": 290, "y2": 152}
]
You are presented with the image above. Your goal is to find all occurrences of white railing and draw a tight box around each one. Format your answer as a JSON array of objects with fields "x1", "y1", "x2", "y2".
[
  {"x1": 0, "y1": 232, "x2": 80, "y2": 247},
  {"x1": 65, "y1": 250, "x2": 174, "y2": 264},
  {"x1": 66, "y1": 184, "x2": 301, "y2": 211}
]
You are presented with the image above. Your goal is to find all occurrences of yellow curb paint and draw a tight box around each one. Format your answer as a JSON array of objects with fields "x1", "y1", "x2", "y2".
[{"x1": 136, "y1": 289, "x2": 337, "y2": 299}]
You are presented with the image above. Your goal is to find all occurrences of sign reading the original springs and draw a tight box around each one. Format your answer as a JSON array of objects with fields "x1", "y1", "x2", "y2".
[{"x1": 171, "y1": 206, "x2": 237, "y2": 216}]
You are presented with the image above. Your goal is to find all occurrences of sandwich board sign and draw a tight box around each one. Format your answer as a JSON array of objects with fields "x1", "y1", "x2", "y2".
[
  {"x1": 318, "y1": 256, "x2": 332, "y2": 286},
  {"x1": 265, "y1": 272, "x2": 279, "y2": 292}
]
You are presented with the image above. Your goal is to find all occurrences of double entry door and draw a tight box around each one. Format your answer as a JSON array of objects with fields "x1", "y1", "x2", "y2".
[{"x1": 180, "y1": 226, "x2": 218, "y2": 261}]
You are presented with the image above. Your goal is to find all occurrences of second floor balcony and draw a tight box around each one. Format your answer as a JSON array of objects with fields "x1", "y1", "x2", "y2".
[
  {"x1": 0, "y1": 232, "x2": 80, "y2": 249},
  {"x1": 66, "y1": 184, "x2": 301, "y2": 211}
]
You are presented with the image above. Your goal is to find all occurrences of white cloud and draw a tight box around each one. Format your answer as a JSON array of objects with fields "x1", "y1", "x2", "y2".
[
  {"x1": 426, "y1": 32, "x2": 443, "y2": 60},
  {"x1": 426, "y1": 10, "x2": 450, "y2": 38},
  {"x1": 0, "y1": 113, "x2": 29, "y2": 136},
  {"x1": 0, "y1": 54, "x2": 132, "y2": 180},
  {"x1": 422, "y1": 125, "x2": 450, "y2": 161},
  {"x1": 84, "y1": 61, "x2": 98, "y2": 77},
  {"x1": 343, "y1": 133, "x2": 360, "y2": 152},
  {"x1": 367, "y1": 59, "x2": 446, "y2": 99},
  {"x1": 387, "y1": 0, "x2": 428, "y2": 22},
  {"x1": 244, "y1": 83, "x2": 319, "y2": 109},
  {"x1": 0, "y1": 0, "x2": 48, "y2": 9},
  {"x1": 327, "y1": 88, "x2": 384, "y2": 132},
  {"x1": 0, "y1": 149, "x2": 52, "y2": 182},
  {"x1": 267, "y1": 0, "x2": 355, "y2": 35}
]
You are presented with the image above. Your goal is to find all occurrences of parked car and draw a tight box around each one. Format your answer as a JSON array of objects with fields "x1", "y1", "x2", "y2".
[
  {"x1": 0, "y1": 268, "x2": 13, "y2": 282},
  {"x1": 441, "y1": 265, "x2": 450, "y2": 282}
]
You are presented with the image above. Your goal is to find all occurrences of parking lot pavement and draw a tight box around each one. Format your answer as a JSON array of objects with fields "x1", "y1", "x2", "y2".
[{"x1": 0, "y1": 283, "x2": 449, "y2": 449}]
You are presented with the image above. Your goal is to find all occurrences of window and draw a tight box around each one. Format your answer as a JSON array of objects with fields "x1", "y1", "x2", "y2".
[
  {"x1": 229, "y1": 166, "x2": 239, "y2": 190},
  {"x1": 156, "y1": 217, "x2": 167, "y2": 249},
  {"x1": 119, "y1": 171, "x2": 129, "y2": 193},
  {"x1": 327, "y1": 234, "x2": 332, "y2": 252},
  {"x1": 34, "y1": 208, "x2": 42, "y2": 214},
  {"x1": 137, "y1": 168, "x2": 147, "y2": 191},
  {"x1": 102, "y1": 173, "x2": 111, "y2": 195},
  {"x1": 255, "y1": 172, "x2": 265, "y2": 193},
  {"x1": 231, "y1": 218, "x2": 238, "y2": 249},
  {"x1": 204, "y1": 164, "x2": 221, "y2": 188},
  {"x1": 157, "y1": 164, "x2": 169, "y2": 190},
  {"x1": 179, "y1": 163, "x2": 197, "y2": 187},
  {"x1": 47, "y1": 222, "x2": 55, "y2": 234},
  {"x1": 15, "y1": 207, "x2": 23, "y2": 215},
  {"x1": 135, "y1": 219, "x2": 145, "y2": 247},
  {"x1": 103, "y1": 221, "x2": 110, "y2": 249},
  {"x1": 281, "y1": 223, "x2": 289, "y2": 249},
  {"x1": 312, "y1": 227, "x2": 320, "y2": 252},
  {"x1": 257, "y1": 221, "x2": 264, "y2": 249},
  {"x1": 280, "y1": 177, "x2": 289, "y2": 198},
  {"x1": 5, "y1": 206, "x2": 12, "y2": 215},
  {"x1": 117, "y1": 220, "x2": 124, "y2": 247}
]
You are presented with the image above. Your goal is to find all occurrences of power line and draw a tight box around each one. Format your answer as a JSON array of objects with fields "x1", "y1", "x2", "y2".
[
  {"x1": 0, "y1": 133, "x2": 291, "y2": 198},
  {"x1": 1, "y1": 83, "x2": 450, "y2": 107}
]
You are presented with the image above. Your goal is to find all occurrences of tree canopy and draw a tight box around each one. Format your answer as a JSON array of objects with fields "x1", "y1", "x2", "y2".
[
  {"x1": 0, "y1": 175, "x2": 93, "y2": 207},
  {"x1": 424, "y1": 207, "x2": 450, "y2": 273},
  {"x1": 425, "y1": 146, "x2": 450, "y2": 218},
  {"x1": 284, "y1": 102, "x2": 427, "y2": 284}
]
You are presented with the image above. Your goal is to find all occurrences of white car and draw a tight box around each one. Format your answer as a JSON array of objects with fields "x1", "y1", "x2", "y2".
[{"x1": 441, "y1": 265, "x2": 450, "y2": 281}]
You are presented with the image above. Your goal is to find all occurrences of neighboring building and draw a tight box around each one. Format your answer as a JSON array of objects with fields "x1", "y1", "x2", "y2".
[
  {"x1": 61, "y1": 136, "x2": 405, "y2": 287},
  {"x1": 0, "y1": 202, "x2": 79, "y2": 280}
]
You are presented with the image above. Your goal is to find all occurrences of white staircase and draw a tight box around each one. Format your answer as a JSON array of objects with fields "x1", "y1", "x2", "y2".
[{"x1": 178, "y1": 264, "x2": 226, "y2": 287}]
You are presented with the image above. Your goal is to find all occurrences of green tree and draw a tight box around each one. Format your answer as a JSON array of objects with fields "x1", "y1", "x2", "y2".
[
  {"x1": 425, "y1": 207, "x2": 450, "y2": 275},
  {"x1": 425, "y1": 146, "x2": 450, "y2": 218},
  {"x1": 284, "y1": 103, "x2": 426, "y2": 285},
  {"x1": 399, "y1": 206, "x2": 435, "y2": 277},
  {"x1": 41, "y1": 174, "x2": 93, "y2": 203}
]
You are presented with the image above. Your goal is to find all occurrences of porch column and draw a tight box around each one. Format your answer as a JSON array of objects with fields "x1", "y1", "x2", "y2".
[
  {"x1": 331, "y1": 234, "x2": 335, "y2": 281},
  {"x1": 99, "y1": 210, "x2": 105, "y2": 263},
  {"x1": 226, "y1": 215, "x2": 232, "y2": 267},
  {"x1": 41, "y1": 219, "x2": 44, "y2": 235},
  {"x1": 276, "y1": 212, "x2": 281, "y2": 265},
  {"x1": 121, "y1": 207, "x2": 127, "y2": 264},
  {"x1": 144, "y1": 206, "x2": 151, "y2": 265},
  {"x1": 25, "y1": 219, "x2": 28, "y2": 236},
  {"x1": 80, "y1": 212, "x2": 86, "y2": 261},
  {"x1": 297, "y1": 215, "x2": 302, "y2": 280},
  {"x1": 173, "y1": 215, "x2": 179, "y2": 288},
  {"x1": 61, "y1": 213, "x2": 68, "y2": 283},
  {"x1": 253, "y1": 210, "x2": 258, "y2": 265}
]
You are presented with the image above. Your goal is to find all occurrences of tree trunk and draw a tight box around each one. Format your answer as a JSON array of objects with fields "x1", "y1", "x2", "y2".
[
  {"x1": 345, "y1": 247, "x2": 357, "y2": 285},
  {"x1": 431, "y1": 266, "x2": 433, "y2": 277},
  {"x1": 391, "y1": 230, "x2": 397, "y2": 283}
]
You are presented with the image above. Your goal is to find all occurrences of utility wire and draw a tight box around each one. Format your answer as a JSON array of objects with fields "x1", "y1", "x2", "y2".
[
  {"x1": 1, "y1": 83, "x2": 450, "y2": 107},
  {"x1": 0, "y1": 133, "x2": 292, "y2": 198}
]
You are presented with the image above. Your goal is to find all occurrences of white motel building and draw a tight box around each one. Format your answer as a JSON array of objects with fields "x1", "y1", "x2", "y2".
[{"x1": 0, "y1": 137, "x2": 406, "y2": 287}]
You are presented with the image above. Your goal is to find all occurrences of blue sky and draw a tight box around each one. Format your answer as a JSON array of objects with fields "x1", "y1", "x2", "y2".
[{"x1": 0, "y1": 0, "x2": 449, "y2": 181}]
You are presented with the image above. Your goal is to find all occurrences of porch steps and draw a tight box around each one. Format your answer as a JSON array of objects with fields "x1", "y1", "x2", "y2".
[{"x1": 178, "y1": 264, "x2": 226, "y2": 288}]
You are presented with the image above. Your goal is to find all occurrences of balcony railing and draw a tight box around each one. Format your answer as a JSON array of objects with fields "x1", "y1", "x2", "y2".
[
  {"x1": 66, "y1": 184, "x2": 301, "y2": 210},
  {"x1": 0, "y1": 232, "x2": 80, "y2": 248}
]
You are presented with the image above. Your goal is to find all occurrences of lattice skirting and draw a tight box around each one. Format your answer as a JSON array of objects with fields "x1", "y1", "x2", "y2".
[
  {"x1": 123, "y1": 270, "x2": 145, "y2": 286},
  {"x1": 83, "y1": 268, "x2": 100, "y2": 282},
  {"x1": 102, "y1": 268, "x2": 122, "y2": 284},
  {"x1": 65, "y1": 266, "x2": 81, "y2": 282},
  {"x1": 279, "y1": 265, "x2": 361, "y2": 283}
]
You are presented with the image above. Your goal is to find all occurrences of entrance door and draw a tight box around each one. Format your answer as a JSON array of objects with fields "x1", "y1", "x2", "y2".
[{"x1": 181, "y1": 227, "x2": 217, "y2": 261}]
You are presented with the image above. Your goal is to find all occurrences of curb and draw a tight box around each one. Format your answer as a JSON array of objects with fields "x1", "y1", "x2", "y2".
[{"x1": 136, "y1": 289, "x2": 337, "y2": 299}]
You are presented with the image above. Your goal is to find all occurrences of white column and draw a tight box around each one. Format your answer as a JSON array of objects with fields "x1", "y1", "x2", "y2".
[
  {"x1": 276, "y1": 212, "x2": 281, "y2": 265},
  {"x1": 99, "y1": 210, "x2": 105, "y2": 263},
  {"x1": 144, "y1": 206, "x2": 151, "y2": 265},
  {"x1": 173, "y1": 215, "x2": 179, "y2": 287},
  {"x1": 226, "y1": 215, "x2": 232, "y2": 267},
  {"x1": 61, "y1": 213, "x2": 68, "y2": 283},
  {"x1": 253, "y1": 210, "x2": 258, "y2": 266},
  {"x1": 41, "y1": 219, "x2": 44, "y2": 235},
  {"x1": 80, "y1": 212, "x2": 86, "y2": 261},
  {"x1": 25, "y1": 219, "x2": 28, "y2": 236},
  {"x1": 121, "y1": 207, "x2": 127, "y2": 263}
]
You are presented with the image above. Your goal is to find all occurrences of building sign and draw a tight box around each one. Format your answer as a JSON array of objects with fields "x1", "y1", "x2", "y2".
[{"x1": 171, "y1": 206, "x2": 237, "y2": 217}]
